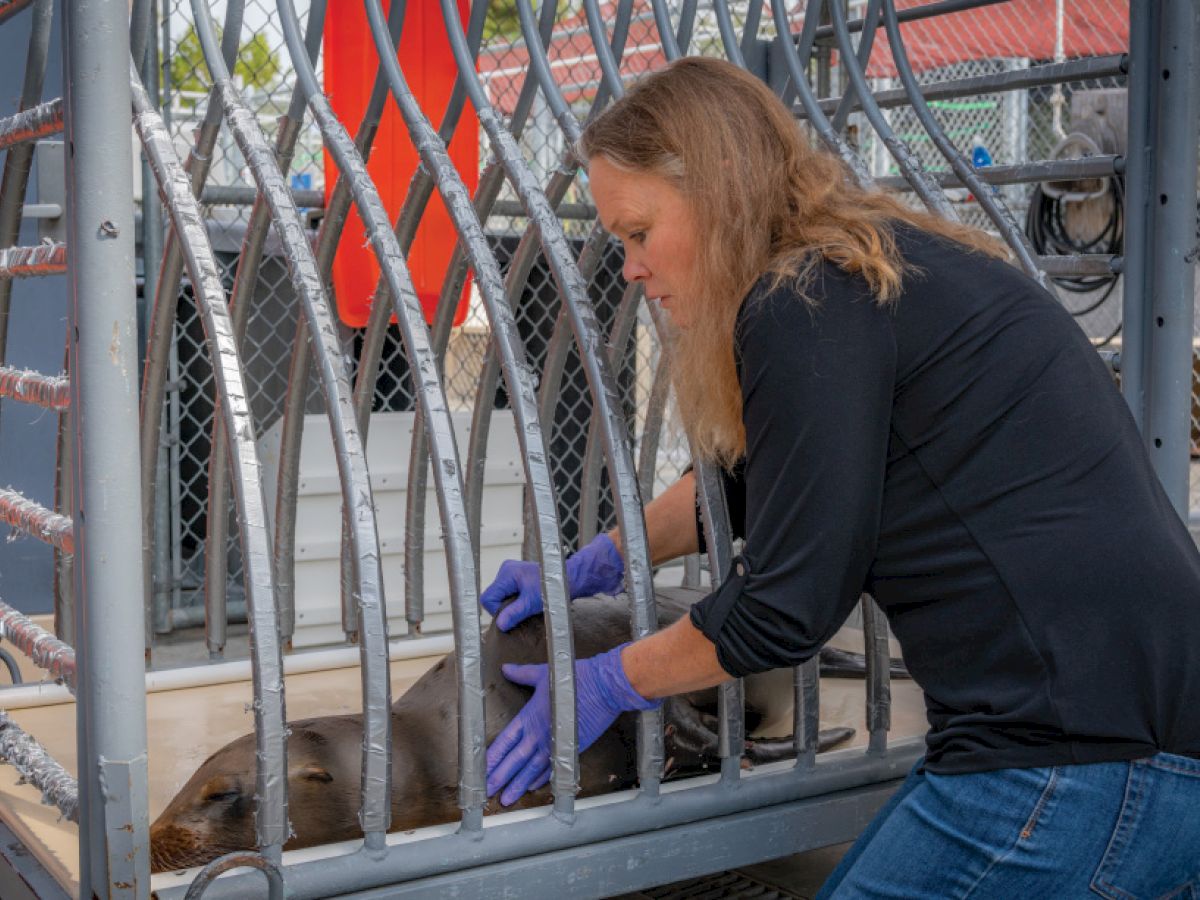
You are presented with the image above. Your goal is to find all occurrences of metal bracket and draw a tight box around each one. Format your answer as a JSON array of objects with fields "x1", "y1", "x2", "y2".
[
  {"x1": 32, "y1": 141, "x2": 65, "y2": 244},
  {"x1": 98, "y1": 754, "x2": 150, "y2": 899}
]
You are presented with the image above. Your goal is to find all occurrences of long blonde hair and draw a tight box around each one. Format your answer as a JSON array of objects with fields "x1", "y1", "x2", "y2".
[{"x1": 577, "y1": 57, "x2": 1006, "y2": 467}]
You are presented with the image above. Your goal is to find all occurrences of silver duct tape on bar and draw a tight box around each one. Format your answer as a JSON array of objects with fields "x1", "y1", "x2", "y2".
[
  {"x1": 0, "y1": 365, "x2": 69, "y2": 409},
  {"x1": 0, "y1": 712, "x2": 78, "y2": 822},
  {"x1": 874, "y1": 155, "x2": 1124, "y2": 192},
  {"x1": 0, "y1": 600, "x2": 76, "y2": 689},
  {"x1": 792, "y1": 655, "x2": 820, "y2": 770},
  {"x1": 137, "y1": 1, "x2": 241, "y2": 650},
  {"x1": 204, "y1": 4, "x2": 323, "y2": 659},
  {"x1": 0, "y1": 487, "x2": 72, "y2": 553},
  {"x1": 0, "y1": 242, "x2": 66, "y2": 279},
  {"x1": 359, "y1": 0, "x2": 568, "y2": 818},
  {"x1": 878, "y1": 0, "x2": 1047, "y2": 287},
  {"x1": 861, "y1": 596, "x2": 891, "y2": 753},
  {"x1": 0, "y1": 97, "x2": 62, "y2": 152},
  {"x1": 131, "y1": 62, "x2": 289, "y2": 850}
]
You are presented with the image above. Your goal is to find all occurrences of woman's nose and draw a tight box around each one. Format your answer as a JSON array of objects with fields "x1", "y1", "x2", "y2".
[{"x1": 623, "y1": 255, "x2": 649, "y2": 283}]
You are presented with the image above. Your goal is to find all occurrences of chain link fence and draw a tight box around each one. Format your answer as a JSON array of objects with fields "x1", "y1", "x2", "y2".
[{"x1": 147, "y1": 0, "x2": 1197, "y2": 628}]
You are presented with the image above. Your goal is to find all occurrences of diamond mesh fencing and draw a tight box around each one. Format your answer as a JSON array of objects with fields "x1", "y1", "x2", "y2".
[{"x1": 147, "y1": 0, "x2": 1196, "y2": 629}]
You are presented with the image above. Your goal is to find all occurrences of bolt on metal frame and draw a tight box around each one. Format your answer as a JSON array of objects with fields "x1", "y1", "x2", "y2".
[{"x1": 0, "y1": 0, "x2": 1192, "y2": 897}]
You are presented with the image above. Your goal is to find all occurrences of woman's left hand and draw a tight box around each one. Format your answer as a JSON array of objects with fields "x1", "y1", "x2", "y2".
[{"x1": 486, "y1": 645, "x2": 660, "y2": 806}]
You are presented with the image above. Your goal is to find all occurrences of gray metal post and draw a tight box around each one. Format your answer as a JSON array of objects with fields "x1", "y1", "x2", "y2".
[
  {"x1": 1120, "y1": 0, "x2": 1159, "y2": 433},
  {"x1": 63, "y1": 0, "x2": 152, "y2": 894},
  {"x1": 1144, "y1": 0, "x2": 1199, "y2": 517}
]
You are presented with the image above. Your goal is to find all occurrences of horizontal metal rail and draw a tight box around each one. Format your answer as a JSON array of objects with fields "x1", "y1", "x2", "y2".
[
  {"x1": 156, "y1": 742, "x2": 924, "y2": 900},
  {"x1": 0, "y1": 97, "x2": 62, "y2": 152},
  {"x1": 0, "y1": 488, "x2": 73, "y2": 553},
  {"x1": 0, "y1": 600, "x2": 75, "y2": 689},
  {"x1": 807, "y1": 54, "x2": 1127, "y2": 118},
  {"x1": 876, "y1": 155, "x2": 1124, "y2": 191},
  {"x1": 0, "y1": 712, "x2": 78, "y2": 822},
  {"x1": 0, "y1": 365, "x2": 69, "y2": 409},
  {"x1": 0, "y1": 242, "x2": 66, "y2": 278},
  {"x1": 811, "y1": 0, "x2": 1007, "y2": 42},
  {"x1": 1036, "y1": 255, "x2": 1123, "y2": 277},
  {"x1": 199, "y1": 184, "x2": 325, "y2": 209}
]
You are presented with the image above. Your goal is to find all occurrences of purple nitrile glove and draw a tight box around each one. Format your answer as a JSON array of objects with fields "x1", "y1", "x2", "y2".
[
  {"x1": 485, "y1": 643, "x2": 660, "y2": 806},
  {"x1": 479, "y1": 533, "x2": 625, "y2": 632}
]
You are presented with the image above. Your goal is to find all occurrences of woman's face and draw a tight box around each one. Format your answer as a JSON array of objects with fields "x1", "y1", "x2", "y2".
[{"x1": 588, "y1": 155, "x2": 700, "y2": 328}]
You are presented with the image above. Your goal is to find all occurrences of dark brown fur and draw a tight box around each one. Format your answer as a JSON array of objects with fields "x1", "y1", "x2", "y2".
[{"x1": 150, "y1": 588, "x2": 854, "y2": 872}]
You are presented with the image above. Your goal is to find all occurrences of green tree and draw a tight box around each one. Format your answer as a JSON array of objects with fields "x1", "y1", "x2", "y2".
[{"x1": 167, "y1": 25, "x2": 282, "y2": 104}]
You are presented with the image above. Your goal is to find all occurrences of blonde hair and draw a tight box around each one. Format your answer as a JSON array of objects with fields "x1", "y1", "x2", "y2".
[{"x1": 577, "y1": 57, "x2": 1007, "y2": 467}]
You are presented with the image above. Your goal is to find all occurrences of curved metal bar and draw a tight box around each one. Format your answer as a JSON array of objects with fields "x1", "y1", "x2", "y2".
[
  {"x1": 824, "y1": 0, "x2": 957, "y2": 217},
  {"x1": 0, "y1": 646, "x2": 20, "y2": 684},
  {"x1": 830, "y1": 0, "x2": 881, "y2": 134},
  {"x1": 0, "y1": 711, "x2": 78, "y2": 822},
  {"x1": 0, "y1": 0, "x2": 52, "y2": 379},
  {"x1": 578, "y1": 283, "x2": 640, "y2": 543},
  {"x1": 0, "y1": 487, "x2": 73, "y2": 553},
  {"x1": 879, "y1": 0, "x2": 1047, "y2": 284},
  {"x1": 183, "y1": 851, "x2": 284, "y2": 900},
  {"x1": 131, "y1": 59, "x2": 291, "y2": 858},
  {"x1": 0, "y1": 599, "x2": 75, "y2": 687},
  {"x1": 137, "y1": 0, "x2": 241, "y2": 649},
  {"x1": 768, "y1": 0, "x2": 873, "y2": 183},
  {"x1": 203, "y1": 0, "x2": 324, "y2": 659},
  {"x1": 648, "y1": 0, "x2": 680, "y2": 61},
  {"x1": 190, "y1": 0, "x2": 391, "y2": 855},
  {"x1": 675, "y1": 0, "x2": 699, "y2": 56},
  {"x1": 739, "y1": 0, "x2": 764, "y2": 63},
  {"x1": 792, "y1": 655, "x2": 820, "y2": 770},
  {"x1": 0, "y1": 242, "x2": 65, "y2": 278},
  {"x1": 360, "y1": 0, "x2": 577, "y2": 821},
  {"x1": 635, "y1": 351, "x2": 671, "y2": 501},
  {"x1": 129, "y1": 0, "x2": 152, "y2": 70},
  {"x1": 860, "y1": 595, "x2": 891, "y2": 753},
  {"x1": 711, "y1": 0, "x2": 746, "y2": 67},
  {"x1": 580, "y1": 0, "x2": 632, "y2": 108}
]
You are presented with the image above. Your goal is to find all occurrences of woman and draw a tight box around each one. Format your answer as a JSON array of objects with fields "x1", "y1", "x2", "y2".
[{"x1": 481, "y1": 57, "x2": 1200, "y2": 896}]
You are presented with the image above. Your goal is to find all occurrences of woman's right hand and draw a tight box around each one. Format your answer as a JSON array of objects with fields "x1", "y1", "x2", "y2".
[{"x1": 480, "y1": 532, "x2": 625, "y2": 631}]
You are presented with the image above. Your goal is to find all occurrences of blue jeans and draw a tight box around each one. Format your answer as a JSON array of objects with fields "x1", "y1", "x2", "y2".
[{"x1": 817, "y1": 752, "x2": 1200, "y2": 899}]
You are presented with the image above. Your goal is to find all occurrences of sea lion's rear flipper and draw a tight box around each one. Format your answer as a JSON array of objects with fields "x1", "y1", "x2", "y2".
[
  {"x1": 743, "y1": 726, "x2": 857, "y2": 764},
  {"x1": 819, "y1": 646, "x2": 911, "y2": 679}
]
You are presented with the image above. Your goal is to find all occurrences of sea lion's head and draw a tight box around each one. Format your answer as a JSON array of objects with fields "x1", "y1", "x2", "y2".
[{"x1": 150, "y1": 724, "x2": 352, "y2": 874}]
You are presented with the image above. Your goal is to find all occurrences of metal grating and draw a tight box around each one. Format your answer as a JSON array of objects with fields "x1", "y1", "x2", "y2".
[{"x1": 615, "y1": 870, "x2": 808, "y2": 900}]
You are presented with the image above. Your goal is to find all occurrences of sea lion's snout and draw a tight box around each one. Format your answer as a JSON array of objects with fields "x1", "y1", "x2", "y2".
[{"x1": 149, "y1": 769, "x2": 255, "y2": 872}]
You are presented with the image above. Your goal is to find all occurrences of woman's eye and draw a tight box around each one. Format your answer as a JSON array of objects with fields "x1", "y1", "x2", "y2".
[{"x1": 629, "y1": 231, "x2": 646, "y2": 244}]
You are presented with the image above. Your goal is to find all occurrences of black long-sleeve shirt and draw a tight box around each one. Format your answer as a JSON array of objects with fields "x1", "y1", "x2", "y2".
[{"x1": 689, "y1": 224, "x2": 1200, "y2": 774}]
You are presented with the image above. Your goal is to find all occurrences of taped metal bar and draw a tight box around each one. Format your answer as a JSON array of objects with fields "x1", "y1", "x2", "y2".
[
  {"x1": 0, "y1": 0, "x2": 53, "y2": 380},
  {"x1": 199, "y1": 184, "x2": 324, "y2": 208},
  {"x1": 437, "y1": 0, "x2": 663, "y2": 798},
  {"x1": 155, "y1": 741, "x2": 924, "y2": 900},
  {"x1": 0, "y1": 242, "x2": 65, "y2": 279},
  {"x1": 824, "y1": 0, "x2": 958, "y2": 218},
  {"x1": 793, "y1": 656, "x2": 820, "y2": 770},
  {"x1": 0, "y1": 600, "x2": 75, "y2": 689},
  {"x1": 809, "y1": 54, "x2": 1128, "y2": 119},
  {"x1": 768, "y1": 0, "x2": 873, "y2": 184},
  {"x1": 0, "y1": 712, "x2": 78, "y2": 822},
  {"x1": 861, "y1": 596, "x2": 891, "y2": 753},
  {"x1": 131, "y1": 59, "x2": 289, "y2": 862},
  {"x1": 0, "y1": 487, "x2": 72, "y2": 553},
  {"x1": 357, "y1": 0, "x2": 576, "y2": 822},
  {"x1": 343, "y1": 0, "x2": 489, "y2": 638},
  {"x1": 137, "y1": 0, "x2": 241, "y2": 651},
  {"x1": 1037, "y1": 255, "x2": 1122, "y2": 278},
  {"x1": 203, "y1": 0, "x2": 323, "y2": 660},
  {"x1": 879, "y1": 0, "x2": 1046, "y2": 285},
  {"x1": 0, "y1": 365, "x2": 68, "y2": 409},
  {"x1": 0, "y1": 97, "x2": 61, "y2": 152},
  {"x1": 874, "y1": 155, "x2": 1124, "y2": 191}
]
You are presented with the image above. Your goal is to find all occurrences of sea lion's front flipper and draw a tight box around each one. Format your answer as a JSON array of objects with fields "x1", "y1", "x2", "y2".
[
  {"x1": 819, "y1": 646, "x2": 911, "y2": 679},
  {"x1": 743, "y1": 726, "x2": 857, "y2": 764}
]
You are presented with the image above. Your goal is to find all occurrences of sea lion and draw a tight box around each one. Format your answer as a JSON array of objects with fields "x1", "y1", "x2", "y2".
[{"x1": 150, "y1": 587, "x2": 865, "y2": 873}]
